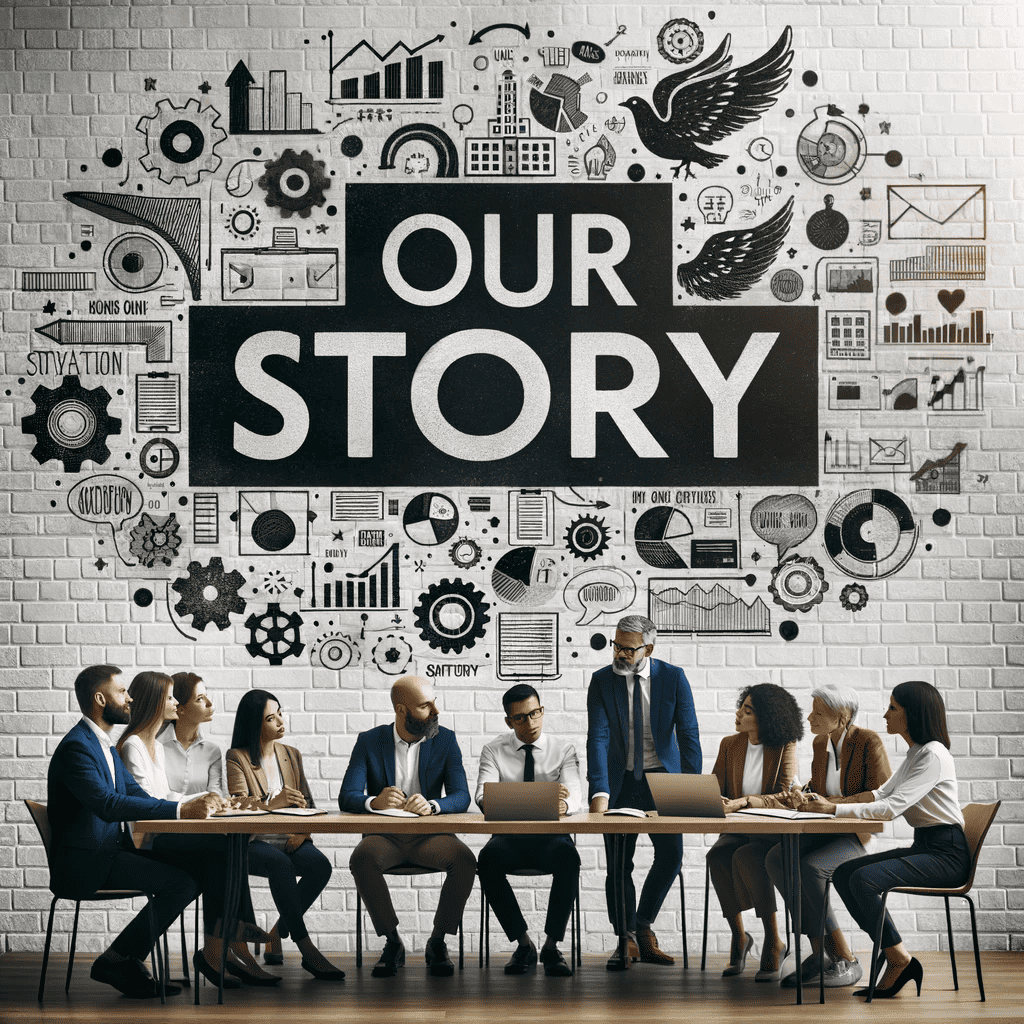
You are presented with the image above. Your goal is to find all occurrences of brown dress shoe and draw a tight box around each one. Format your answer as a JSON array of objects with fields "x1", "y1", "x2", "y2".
[{"x1": 637, "y1": 927, "x2": 675, "y2": 965}]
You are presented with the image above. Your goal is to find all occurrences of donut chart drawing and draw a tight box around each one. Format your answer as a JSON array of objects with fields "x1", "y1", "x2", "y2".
[{"x1": 823, "y1": 488, "x2": 918, "y2": 579}]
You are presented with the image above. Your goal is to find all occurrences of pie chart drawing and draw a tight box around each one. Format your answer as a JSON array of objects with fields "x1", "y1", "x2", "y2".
[
  {"x1": 823, "y1": 488, "x2": 918, "y2": 579},
  {"x1": 491, "y1": 547, "x2": 559, "y2": 606},
  {"x1": 403, "y1": 492, "x2": 459, "y2": 546},
  {"x1": 634, "y1": 506, "x2": 694, "y2": 569}
]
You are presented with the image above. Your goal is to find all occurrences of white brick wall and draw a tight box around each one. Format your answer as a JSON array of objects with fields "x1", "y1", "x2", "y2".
[{"x1": 1, "y1": 0, "x2": 1022, "y2": 957}]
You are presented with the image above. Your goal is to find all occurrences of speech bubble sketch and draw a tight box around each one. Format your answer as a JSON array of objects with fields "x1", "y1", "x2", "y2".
[
  {"x1": 67, "y1": 474, "x2": 144, "y2": 566},
  {"x1": 750, "y1": 494, "x2": 817, "y2": 562},
  {"x1": 563, "y1": 566, "x2": 637, "y2": 626}
]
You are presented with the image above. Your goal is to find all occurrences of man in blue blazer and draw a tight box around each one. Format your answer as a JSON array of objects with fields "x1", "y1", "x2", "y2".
[
  {"x1": 587, "y1": 614, "x2": 702, "y2": 970},
  {"x1": 339, "y1": 675, "x2": 475, "y2": 978},
  {"x1": 47, "y1": 665, "x2": 223, "y2": 998}
]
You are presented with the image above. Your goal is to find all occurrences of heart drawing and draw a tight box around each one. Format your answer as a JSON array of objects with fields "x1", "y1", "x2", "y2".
[{"x1": 938, "y1": 289, "x2": 965, "y2": 314}]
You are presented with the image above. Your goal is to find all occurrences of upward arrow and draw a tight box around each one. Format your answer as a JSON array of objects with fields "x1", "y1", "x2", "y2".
[{"x1": 226, "y1": 59, "x2": 256, "y2": 133}]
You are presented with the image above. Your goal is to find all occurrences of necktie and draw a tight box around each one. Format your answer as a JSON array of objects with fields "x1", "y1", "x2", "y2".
[
  {"x1": 522, "y1": 744, "x2": 535, "y2": 782},
  {"x1": 633, "y1": 675, "x2": 644, "y2": 780}
]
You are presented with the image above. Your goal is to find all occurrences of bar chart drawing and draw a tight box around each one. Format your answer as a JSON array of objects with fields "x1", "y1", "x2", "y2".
[
  {"x1": 226, "y1": 60, "x2": 320, "y2": 135},
  {"x1": 327, "y1": 31, "x2": 445, "y2": 106},
  {"x1": 890, "y1": 246, "x2": 985, "y2": 281},
  {"x1": 304, "y1": 544, "x2": 404, "y2": 611},
  {"x1": 881, "y1": 309, "x2": 991, "y2": 346}
]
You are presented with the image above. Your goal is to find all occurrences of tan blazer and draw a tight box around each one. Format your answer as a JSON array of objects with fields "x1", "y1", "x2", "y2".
[
  {"x1": 226, "y1": 743, "x2": 314, "y2": 852},
  {"x1": 711, "y1": 732, "x2": 797, "y2": 807}
]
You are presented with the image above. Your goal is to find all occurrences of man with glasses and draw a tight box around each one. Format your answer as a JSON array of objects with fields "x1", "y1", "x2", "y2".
[
  {"x1": 588, "y1": 614, "x2": 702, "y2": 970},
  {"x1": 475, "y1": 684, "x2": 582, "y2": 977}
]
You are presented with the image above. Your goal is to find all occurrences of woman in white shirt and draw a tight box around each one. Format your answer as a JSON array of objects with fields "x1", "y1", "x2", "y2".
[
  {"x1": 798, "y1": 680, "x2": 969, "y2": 1000},
  {"x1": 159, "y1": 672, "x2": 224, "y2": 797},
  {"x1": 117, "y1": 672, "x2": 281, "y2": 988}
]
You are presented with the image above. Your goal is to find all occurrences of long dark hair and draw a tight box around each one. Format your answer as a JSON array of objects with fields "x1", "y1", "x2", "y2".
[
  {"x1": 116, "y1": 671, "x2": 174, "y2": 755},
  {"x1": 738, "y1": 683, "x2": 804, "y2": 749},
  {"x1": 230, "y1": 688, "x2": 281, "y2": 766},
  {"x1": 892, "y1": 680, "x2": 951, "y2": 749},
  {"x1": 156, "y1": 671, "x2": 204, "y2": 738}
]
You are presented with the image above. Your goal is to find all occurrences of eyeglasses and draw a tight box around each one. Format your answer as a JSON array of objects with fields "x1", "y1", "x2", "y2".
[
  {"x1": 611, "y1": 642, "x2": 646, "y2": 655},
  {"x1": 509, "y1": 707, "x2": 544, "y2": 725}
]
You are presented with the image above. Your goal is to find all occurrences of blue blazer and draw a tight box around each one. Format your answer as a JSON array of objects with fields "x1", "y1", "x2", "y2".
[
  {"x1": 338, "y1": 724, "x2": 470, "y2": 815},
  {"x1": 586, "y1": 658, "x2": 702, "y2": 800},
  {"x1": 46, "y1": 719, "x2": 178, "y2": 898}
]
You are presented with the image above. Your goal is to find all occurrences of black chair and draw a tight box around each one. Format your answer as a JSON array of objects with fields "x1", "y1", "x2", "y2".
[
  {"x1": 24, "y1": 799, "x2": 166, "y2": 1004},
  {"x1": 354, "y1": 864, "x2": 464, "y2": 969}
]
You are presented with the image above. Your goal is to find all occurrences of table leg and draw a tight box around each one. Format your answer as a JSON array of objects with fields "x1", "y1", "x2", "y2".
[
  {"x1": 217, "y1": 833, "x2": 246, "y2": 1005},
  {"x1": 784, "y1": 834, "x2": 803, "y2": 1005},
  {"x1": 616, "y1": 833, "x2": 629, "y2": 968}
]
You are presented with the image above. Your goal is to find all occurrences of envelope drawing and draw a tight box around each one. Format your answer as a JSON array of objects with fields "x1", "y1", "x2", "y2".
[
  {"x1": 869, "y1": 438, "x2": 908, "y2": 467},
  {"x1": 887, "y1": 185, "x2": 986, "y2": 240}
]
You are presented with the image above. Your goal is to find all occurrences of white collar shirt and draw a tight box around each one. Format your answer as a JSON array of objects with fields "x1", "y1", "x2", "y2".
[
  {"x1": 824, "y1": 728, "x2": 847, "y2": 798},
  {"x1": 625, "y1": 663, "x2": 665, "y2": 774},
  {"x1": 81, "y1": 715, "x2": 116, "y2": 785},
  {"x1": 475, "y1": 731, "x2": 583, "y2": 814},
  {"x1": 161, "y1": 728, "x2": 224, "y2": 797}
]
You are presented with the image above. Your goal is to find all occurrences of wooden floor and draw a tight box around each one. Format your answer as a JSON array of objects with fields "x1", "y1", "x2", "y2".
[{"x1": 1, "y1": 950, "x2": 1020, "y2": 1022}]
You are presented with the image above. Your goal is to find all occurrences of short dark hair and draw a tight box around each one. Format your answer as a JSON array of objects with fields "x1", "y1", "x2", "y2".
[
  {"x1": 116, "y1": 672, "x2": 174, "y2": 756},
  {"x1": 170, "y1": 671, "x2": 203, "y2": 706},
  {"x1": 738, "y1": 683, "x2": 804, "y2": 749},
  {"x1": 502, "y1": 684, "x2": 540, "y2": 716},
  {"x1": 73, "y1": 664, "x2": 121, "y2": 715},
  {"x1": 892, "y1": 680, "x2": 951, "y2": 748},
  {"x1": 231, "y1": 689, "x2": 281, "y2": 766}
]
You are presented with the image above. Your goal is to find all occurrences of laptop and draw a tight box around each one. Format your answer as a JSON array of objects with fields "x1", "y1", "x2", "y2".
[
  {"x1": 645, "y1": 773, "x2": 725, "y2": 818},
  {"x1": 483, "y1": 781, "x2": 560, "y2": 821}
]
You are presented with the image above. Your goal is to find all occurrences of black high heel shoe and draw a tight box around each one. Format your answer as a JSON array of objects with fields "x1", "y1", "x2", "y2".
[
  {"x1": 192, "y1": 950, "x2": 242, "y2": 990},
  {"x1": 224, "y1": 958, "x2": 283, "y2": 986},
  {"x1": 301, "y1": 958, "x2": 346, "y2": 981},
  {"x1": 854, "y1": 956, "x2": 923, "y2": 999}
]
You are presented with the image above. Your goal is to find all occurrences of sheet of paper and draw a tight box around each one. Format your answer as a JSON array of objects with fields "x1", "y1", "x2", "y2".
[
  {"x1": 213, "y1": 808, "x2": 269, "y2": 817},
  {"x1": 603, "y1": 807, "x2": 648, "y2": 818},
  {"x1": 734, "y1": 807, "x2": 833, "y2": 820},
  {"x1": 268, "y1": 807, "x2": 328, "y2": 817},
  {"x1": 370, "y1": 808, "x2": 420, "y2": 817}
]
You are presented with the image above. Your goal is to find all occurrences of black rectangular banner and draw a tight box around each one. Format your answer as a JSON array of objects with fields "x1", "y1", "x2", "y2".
[{"x1": 189, "y1": 183, "x2": 817, "y2": 486}]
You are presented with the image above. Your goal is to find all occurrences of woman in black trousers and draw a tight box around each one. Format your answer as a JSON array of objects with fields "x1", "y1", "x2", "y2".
[{"x1": 795, "y1": 680, "x2": 969, "y2": 999}]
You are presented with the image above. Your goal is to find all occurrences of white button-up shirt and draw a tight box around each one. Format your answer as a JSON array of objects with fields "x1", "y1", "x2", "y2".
[
  {"x1": 161, "y1": 727, "x2": 224, "y2": 797},
  {"x1": 362, "y1": 725, "x2": 440, "y2": 814},
  {"x1": 475, "y1": 731, "x2": 583, "y2": 814}
]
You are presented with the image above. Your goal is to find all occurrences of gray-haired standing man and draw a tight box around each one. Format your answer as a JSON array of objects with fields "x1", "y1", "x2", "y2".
[{"x1": 587, "y1": 614, "x2": 702, "y2": 970}]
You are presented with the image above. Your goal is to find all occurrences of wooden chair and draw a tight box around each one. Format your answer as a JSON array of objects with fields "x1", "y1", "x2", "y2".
[
  {"x1": 24, "y1": 799, "x2": 166, "y2": 1004},
  {"x1": 354, "y1": 864, "x2": 464, "y2": 969}
]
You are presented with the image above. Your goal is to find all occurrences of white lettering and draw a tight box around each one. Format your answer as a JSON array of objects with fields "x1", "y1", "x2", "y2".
[
  {"x1": 382, "y1": 214, "x2": 473, "y2": 306},
  {"x1": 483, "y1": 213, "x2": 554, "y2": 307},
  {"x1": 570, "y1": 215, "x2": 636, "y2": 306}
]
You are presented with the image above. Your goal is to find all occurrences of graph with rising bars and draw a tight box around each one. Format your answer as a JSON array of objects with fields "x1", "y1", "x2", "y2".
[
  {"x1": 882, "y1": 309, "x2": 991, "y2": 346},
  {"x1": 306, "y1": 543, "x2": 402, "y2": 610},
  {"x1": 889, "y1": 245, "x2": 986, "y2": 281}
]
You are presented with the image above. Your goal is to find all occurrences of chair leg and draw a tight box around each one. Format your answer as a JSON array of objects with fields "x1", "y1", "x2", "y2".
[
  {"x1": 38, "y1": 896, "x2": 58, "y2": 1002},
  {"x1": 179, "y1": 911, "x2": 191, "y2": 985},
  {"x1": 678, "y1": 871, "x2": 688, "y2": 970},
  {"x1": 478, "y1": 891, "x2": 485, "y2": 968},
  {"x1": 701, "y1": 860, "x2": 710, "y2": 971},
  {"x1": 194, "y1": 897, "x2": 201, "y2": 988},
  {"x1": 966, "y1": 895, "x2": 984, "y2": 1001},
  {"x1": 459, "y1": 917, "x2": 464, "y2": 970},
  {"x1": 944, "y1": 895, "x2": 959, "y2": 990},
  {"x1": 575, "y1": 885, "x2": 582, "y2": 967},
  {"x1": 819, "y1": 879, "x2": 831, "y2": 1004},
  {"x1": 866, "y1": 890, "x2": 889, "y2": 1003},
  {"x1": 65, "y1": 900, "x2": 81, "y2": 993},
  {"x1": 355, "y1": 891, "x2": 362, "y2": 969}
]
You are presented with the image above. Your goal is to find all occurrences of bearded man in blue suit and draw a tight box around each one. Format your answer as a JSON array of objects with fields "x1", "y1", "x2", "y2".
[
  {"x1": 588, "y1": 614, "x2": 702, "y2": 970},
  {"x1": 339, "y1": 675, "x2": 475, "y2": 979}
]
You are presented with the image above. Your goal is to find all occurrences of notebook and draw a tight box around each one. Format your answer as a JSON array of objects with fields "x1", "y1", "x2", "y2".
[
  {"x1": 483, "y1": 781, "x2": 560, "y2": 821},
  {"x1": 645, "y1": 773, "x2": 725, "y2": 818}
]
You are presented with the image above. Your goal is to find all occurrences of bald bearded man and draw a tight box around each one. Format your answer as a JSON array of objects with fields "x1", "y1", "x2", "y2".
[{"x1": 339, "y1": 676, "x2": 475, "y2": 978}]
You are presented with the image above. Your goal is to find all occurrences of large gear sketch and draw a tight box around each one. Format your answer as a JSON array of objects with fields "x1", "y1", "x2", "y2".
[
  {"x1": 768, "y1": 554, "x2": 829, "y2": 613},
  {"x1": 257, "y1": 148, "x2": 330, "y2": 219},
  {"x1": 128, "y1": 512, "x2": 182, "y2": 568},
  {"x1": 171, "y1": 557, "x2": 246, "y2": 632},
  {"x1": 245, "y1": 602, "x2": 305, "y2": 665},
  {"x1": 564, "y1": 514, "x2": 610, "y2": 561},
  {"x1": 413, "y1": 578, "x2": 490, "y2": 654},
  {"x1": 21, "y1": 375, "x2": 121, "y2": 472},
  {"x1": 137, "y1": 98, "x2": 226, "y2": 187}
]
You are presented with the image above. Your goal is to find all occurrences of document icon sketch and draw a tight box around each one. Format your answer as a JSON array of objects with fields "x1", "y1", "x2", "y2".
[{"x1": 887, "y1": 185, "x2": 986, "y2": 240}]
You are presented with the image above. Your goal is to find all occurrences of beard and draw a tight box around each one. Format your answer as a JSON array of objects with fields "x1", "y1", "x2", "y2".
[
  {"x1": 612, "y1": 656, "x2": 647, "y2": 676},
  {"x1": 404, "y1": 713, "x2": 440, "y2": 740},
  {"x1": 102, "y1": 702, "x2": 131, "y2": 726}
]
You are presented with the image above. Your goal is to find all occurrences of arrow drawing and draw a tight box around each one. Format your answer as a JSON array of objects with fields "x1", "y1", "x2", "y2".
[
  {"x1": 469, "y1": 22, "x2": 531, "y2": 45},
  {"x1": 328, "y1": 31, "x2": 445, "y2": 76}
]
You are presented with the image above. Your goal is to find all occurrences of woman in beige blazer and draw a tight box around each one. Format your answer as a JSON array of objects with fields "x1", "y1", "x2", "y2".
[
  {"x1": 227, "y1": 689, "x2": 343, "y2": 980},
  {"x1": 707, "y1": 683, "x2": 802, "y2": 981}
]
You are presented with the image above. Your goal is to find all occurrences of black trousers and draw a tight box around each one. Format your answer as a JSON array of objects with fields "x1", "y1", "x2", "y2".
[
  {"x1": 477, "y1": 834, "x2": 581, "y2": 943},
  {"x1": 604, "y1": 770, "x2": 683, "y2": 935}
]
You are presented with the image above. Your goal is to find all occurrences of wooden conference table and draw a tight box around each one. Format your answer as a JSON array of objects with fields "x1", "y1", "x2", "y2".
[{"x1": 137, "y1": 812, "x2": 882, "y2": 1006}]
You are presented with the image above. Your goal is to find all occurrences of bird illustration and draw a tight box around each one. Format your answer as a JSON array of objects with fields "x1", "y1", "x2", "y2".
[
  {"x1": 676, "y1": 196, "x2": 794, "y2": 301},
  {"x1": 619, "y1": 27, "x2": 794, "y2": 179}
]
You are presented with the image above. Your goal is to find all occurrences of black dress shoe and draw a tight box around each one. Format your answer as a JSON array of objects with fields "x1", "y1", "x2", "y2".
[
  {"x1": 539, "y1": 946, "x2": 573, "y2": 977},
  {"x1": 605, "y1": 947, "x2": 630, "y2": 972},
  {"x1": 191, "y1": 950, "x2": 242, "y2": 990},
  {"x1": 224, "y1": 959, "x2": 282, "y2": 986},
  {"x1": 372, "y1": 935, "x2": 406, "y2": 978},
  {"x1": 425, "y1": 937, "x2": 455, "y2": 977},
  {"x1": 301, "y1": 958, "x2": 346, "y2": 980},
  {"x1": 504, "y1": 944, "x2": 538, "y2": 975},
  {"x1": 90, "y1": 956, "x2": 179, "y2": 998}
]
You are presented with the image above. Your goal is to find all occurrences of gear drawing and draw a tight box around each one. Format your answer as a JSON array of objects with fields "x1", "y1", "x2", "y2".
[
  {"x1": 245, "y1": 602, "x2": 305, "y2": 665},
  {"x1": 128, "y1": 512, "x2": 182, "y2": 568},
  {"x1": 21, "y1": 375, "x2": 122, "y2": 472},
  {"x1": 564, "y1": 514, "x2": 610, "y2": 561},
  {"x1": 413, "y1": 578, "x2": 490, "y2": 654},
  {"x1": 312, "y1": 630, "x2": 360, "y2": 671},
  {"x1": 839, "y1": 582, "x2": 869, "y2": 613},
  {"x1": 258, "y1": 148, "x2": 331, "y2": 219},
  {"x1": 371, "y1": 633, "x2": 413, "y2": 675},
  {"x1": 448, "y1": 537, "x2": 483, "y2": 570},
  {"x1": 171, "y1": 557, "x2": 246, "y2": 632},
  {"x1": 768, "y1": 554, "x2": 830, "y2": 613},
  {"x1": 137, "y1": 98, "x2": 226, "y2": 186}
]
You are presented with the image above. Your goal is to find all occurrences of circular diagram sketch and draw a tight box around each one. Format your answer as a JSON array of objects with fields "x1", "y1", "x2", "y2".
[
  {"x1": 657, "y1": 18, "x2": 704, "y2": 64},
  {"x1": 403, "y1": 492, "x2": 459, "y2": 546},
  {"x1": 104, "y1": 233, "x2": 165, "y2": 292},
  {"x1": 823, "y1": 489, "x2": 918, "y2": 580},
  {"x1": 634, "y1": 506, "x2": 693, "y2": 569},
  {"x1": 797, "y1": 106, "x2": 867, "y2": 184}
]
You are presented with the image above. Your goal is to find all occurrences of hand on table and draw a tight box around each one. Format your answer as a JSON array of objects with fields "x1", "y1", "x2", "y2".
[
  {"x1": 181, "y1": 792, "x2": 224, "y2": 819},
  {"x1": 370, "y1": 786, "x2": 407, "y2": 811},
  {"x1": 590, "y1": 795, "x2": 609, "y2": 814},
  {"x1": 722, "y1": 797, "x2": 748, "y2": 814},
  {"x1": 403, "y1": 794, "x2": 432, "y2": 816},
  {"x1": 800, "y1": 793, "x2": 837, "y2": 815},
  {"x1": 268, "y1": 786, "x2": 306, "y2": 810}
]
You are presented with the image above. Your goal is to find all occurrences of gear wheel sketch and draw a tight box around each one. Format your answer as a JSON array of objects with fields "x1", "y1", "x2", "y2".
[
  {"x1": 21, "y1": 375, "x2": 122, "y2": 472},
  {"x1": 245, "y1": 602, "x2": 305, "y2": 665},
  {"x1": 413, "y1": 578, "x2": 490, "y2": 654},
  {"x1": 564, "y1": 514, "x2": 610, "y2": 561},
  {"x1": 839, "y1": 582, "x2": 869, "y2": 613},
  {"x1": 258, "y1": 148, "x2": 330, "y2": 218},
  {"x1": 371, "y1": 633, "x2": 413, "y2": 675},
  {"x1": 449, "y1": 537, "x2": 483, "y2": 570},
  {"x1": 171, "y1": 557, "x2": 246, "y2": 632},
  {"x1": 137, "y1": 98, "x2": 226, "y2": 186},
  {"x1": 768, "y1": 554, "x2": 830, "y2": 613},
  {"x1": 128, "y1": 512, "x2": 182, "y2": 568}
]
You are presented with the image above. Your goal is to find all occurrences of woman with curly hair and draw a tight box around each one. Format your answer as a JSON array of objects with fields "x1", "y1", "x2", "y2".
[{"x1": 707, "y1": 683, "x2": 803, "y2": 981}]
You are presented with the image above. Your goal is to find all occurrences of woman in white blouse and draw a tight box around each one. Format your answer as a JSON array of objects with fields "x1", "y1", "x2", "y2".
[
  {"x1": 796, "y1": 680, "x2": 969, "y2": 1000},
  {"x1": 159, "y1": 672, "x2": 224, "y2": 797},
  {"x1": 117, "y1": 671, "x2": 281, "y2": 988}
]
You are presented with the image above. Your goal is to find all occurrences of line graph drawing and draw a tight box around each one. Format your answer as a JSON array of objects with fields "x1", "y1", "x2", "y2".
[
  {"x1": 327, "y1": 31, "x2": 446, "y2": 105},
  {"x1": 648, "y1": 579, "x2": 771, "y2": 635}
]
